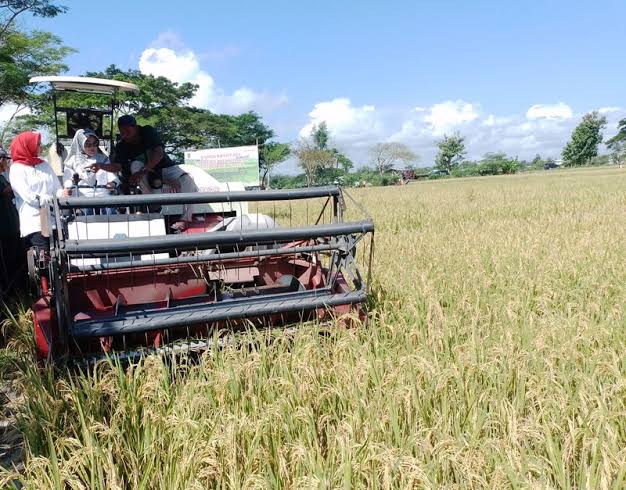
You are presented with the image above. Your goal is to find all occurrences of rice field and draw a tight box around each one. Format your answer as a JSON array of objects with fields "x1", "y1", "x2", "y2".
[{"x1": 1, "y1": 166, "x2": 625, "y2": 488}]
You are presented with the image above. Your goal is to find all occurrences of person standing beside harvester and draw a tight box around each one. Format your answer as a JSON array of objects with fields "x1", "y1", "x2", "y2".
[
  {"x1": 9, "y1": 132, "x2": 64, "y2": 250},
  {"x1": 0, "y1": 147, "x2": 24, "y2": 298}
]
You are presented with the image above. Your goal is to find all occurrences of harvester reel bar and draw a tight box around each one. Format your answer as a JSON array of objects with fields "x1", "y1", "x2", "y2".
[
  {"x1": 62, "y1": 221, "x2": 374, "y2": 257},
  {"x1": 58, "y1": 186, "x2": 343, "y2": 210},
  {"x1": 71, "y1": 287, "x2": 367, "y2": 338},
  {"x1": 69, "y1": 242, "x2": 341, "y2": 273}
]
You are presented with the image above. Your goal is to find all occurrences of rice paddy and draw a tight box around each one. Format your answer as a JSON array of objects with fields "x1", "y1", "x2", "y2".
[{"x1": 1, "y1": 166, "x2": 625, "y2": 488}]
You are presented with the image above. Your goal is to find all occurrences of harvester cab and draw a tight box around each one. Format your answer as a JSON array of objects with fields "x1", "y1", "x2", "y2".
[
  {"x1": 29, "y1": 76, "x2": 140, "y2": 173},
  {"x1": 27, "y1": 76, "x2": 375, "y2": 365}
]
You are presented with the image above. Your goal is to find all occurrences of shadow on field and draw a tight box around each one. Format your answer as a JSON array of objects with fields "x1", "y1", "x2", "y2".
[{"x1": 366, "y1": 279, "x2": 402, "y2": 317}]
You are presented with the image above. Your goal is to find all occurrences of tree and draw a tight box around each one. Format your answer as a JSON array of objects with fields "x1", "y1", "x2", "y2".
[
  {"x1": 0, "y1": 30, "x2": 73, "y2": 145},
  {"x1": 606, "y1": 119, "x2": 626, "y2": 166},
  {"x1": 435, "y1": 132, "x2": 466, "y2": 172},
  {"x1": 531, "y1": 154, "x2": 543, "y2": 167},
  {"x1": 608, "y1": 141, "x2": 626, "y2": 166},
  {"x1": 0, "y1": 1, "x2": 71, "y2": 144},
  {"x1": 292, "y1": 138, "x2": 335, "y2": 186},
  {"x1": 561, "y1": 111, "x2": 607, "y2": 166},
  {"x1": 478, "y1": 152, "x2": 519, "y2": 175},
  {"x1": 1, "y1": 0, "x2": 67, "y2": 37},
  {"x1": 259, "y1": 142, "x2": 289, "y2": 188},
  {"x1": 20, "y1": 65, "x2": 276, "y2": 162},
  {"x1": 311, "y1": 121, "x2": 329, "y2": 150},
  {"x1": 333, "y1": 149, "x2": 353, "y2": 174},
  {"x1": 369, "y1": 142, "x2": 417, "y2": 175}
]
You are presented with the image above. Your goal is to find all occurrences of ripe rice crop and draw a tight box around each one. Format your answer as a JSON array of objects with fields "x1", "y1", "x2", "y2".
[{"x1": 1, "y1": 167, "x2": 625, "y2": 488}]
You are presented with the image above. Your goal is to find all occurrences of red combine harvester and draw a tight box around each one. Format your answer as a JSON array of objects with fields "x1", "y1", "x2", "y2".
[
  {"x1": 27, "y1": 77, "x2": 375, "y2": 365},
  {"x1": 31, "y1": 188, "x2": 374, "y2": 364}
]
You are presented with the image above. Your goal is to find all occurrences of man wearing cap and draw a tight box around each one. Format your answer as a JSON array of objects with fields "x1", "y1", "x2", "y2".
[{"x1": 93, "y1": 115, "x2": 198, "y2": 231}]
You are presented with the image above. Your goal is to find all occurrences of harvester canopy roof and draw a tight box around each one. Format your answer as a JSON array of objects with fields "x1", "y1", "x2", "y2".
[{"x1": 29, "y1": 76, "x2": 139, "y2": 95}]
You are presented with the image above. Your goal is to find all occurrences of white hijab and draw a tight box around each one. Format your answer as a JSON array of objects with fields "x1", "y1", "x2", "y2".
[
  {"x1": 63, "y1": 129, "x2": 117, "y2": 195},
  {"x1": 66, "y1": 129, "x2": 105, "y2": 173}
]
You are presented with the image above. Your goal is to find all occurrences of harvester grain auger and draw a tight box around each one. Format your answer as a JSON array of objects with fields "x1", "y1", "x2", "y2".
[{"x1": 30, "y1": 186, "x2": 374, "y2": 364}]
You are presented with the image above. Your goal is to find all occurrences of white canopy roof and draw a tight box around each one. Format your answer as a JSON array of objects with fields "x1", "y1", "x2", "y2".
[{"x1": 29, "y1": 76, "x2": 139, "y2": 95}]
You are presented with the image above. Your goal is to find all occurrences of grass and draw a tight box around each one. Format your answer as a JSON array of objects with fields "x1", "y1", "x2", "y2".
[{"x1": 1, "y1": 166, "x2": 625, "y2": 488}]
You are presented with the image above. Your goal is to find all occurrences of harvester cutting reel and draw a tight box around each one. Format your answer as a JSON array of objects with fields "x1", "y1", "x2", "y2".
[{"x1": 31, "y1": 186, "x2": 374, "y2": 365}]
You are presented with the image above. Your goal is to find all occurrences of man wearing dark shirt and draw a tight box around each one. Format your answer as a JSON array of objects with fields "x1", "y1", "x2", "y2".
[{"x1": 94, "y1": 115, "x2": 198, "y2": 231}]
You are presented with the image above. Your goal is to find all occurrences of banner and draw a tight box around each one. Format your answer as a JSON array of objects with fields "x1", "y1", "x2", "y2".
[{"x1": 184, "y1": 145, "x2": 259, "y2": 186}]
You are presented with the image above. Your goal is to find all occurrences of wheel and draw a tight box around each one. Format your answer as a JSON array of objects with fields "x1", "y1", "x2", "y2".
[{"x1": 26, "y1": 248, "x2": 42, "y2": 297}]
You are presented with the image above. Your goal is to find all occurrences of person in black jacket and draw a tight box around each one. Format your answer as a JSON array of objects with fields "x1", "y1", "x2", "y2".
[{"x1": 0, "y1": 148, "x2": 24, "y2": 301}]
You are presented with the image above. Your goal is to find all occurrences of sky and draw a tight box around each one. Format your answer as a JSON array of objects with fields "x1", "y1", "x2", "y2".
[{"x1": 17, "y1": 0, "x2": 626, "y2": 171}]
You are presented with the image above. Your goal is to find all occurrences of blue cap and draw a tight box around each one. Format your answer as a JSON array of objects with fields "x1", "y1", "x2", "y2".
[{"x1": 117, "y1": 114, "x2": 137, "y2": 128}]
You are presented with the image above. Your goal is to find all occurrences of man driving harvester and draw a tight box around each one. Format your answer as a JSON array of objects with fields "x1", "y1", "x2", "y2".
[{"x1": 93, "y1": 114, "x2": 198, "y2": 231}]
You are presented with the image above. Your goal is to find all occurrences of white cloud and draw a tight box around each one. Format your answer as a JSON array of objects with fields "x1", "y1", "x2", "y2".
[
  {"x1": 526, "y1": 102, "x2": 573, "y2": 120},
  {"x1": 298, "y1": 98, "x2": 383, "y2": 145},
  {"x1": 598, "y1": 106, "x2": 620, "y2": 114},
  {"x1": 138, "y1": 41, "x2": 288, "y2": 114},
  {"x1": 387, "y1": 99, "x2": 480, "y2": 145},
  {"x1": 482, "y1": 114, "x2": 514, "y2": 127},
  {"x1": 423, "y1": 100, "x2": 480, "y2": 135},
  {"x1": 296, "y1": 97, "x2": 626, "y2": 170},
  {"x1": 149, "y1": 30, "x2": 186, "y2": 51}
]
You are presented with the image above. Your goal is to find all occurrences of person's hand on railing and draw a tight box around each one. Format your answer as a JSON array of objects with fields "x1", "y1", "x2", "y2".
[{"x1": 130, "y1": 168, "x2": 147, "y2": 185}]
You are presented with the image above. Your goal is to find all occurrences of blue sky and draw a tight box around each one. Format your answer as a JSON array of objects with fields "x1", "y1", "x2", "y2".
[{"x1": 21, "y1": 0, "x2": 626, "y2": 170}]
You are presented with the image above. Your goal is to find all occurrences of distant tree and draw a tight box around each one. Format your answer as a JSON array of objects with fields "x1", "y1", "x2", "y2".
[
  {"x1": 259, "y1": 142, "x2": 290, "y2": 188},
  {"x1": 561, "y1": 111, "x2": 607, "y2": 166},
  {"x1": 606, "y1": 119, "x2": 626, "y2": 166},
  {"x1": 608, "y1": 141, "x2": 626, "y2": 166},
  {"x1": 311, "y1": 121, "x2": 329, "y2": 150},
  {"x1": 531, "y1": 154, "x2": 543, "y2": 167},
  {"x1": 333, "y1": 149, "x2": 353, "y2": 174},
  {"x1": 435, "y1": 132, "x2": 466, "y2": 172},
  {"x1": 292, "y1": 138, "x2": 335, "y2": 186},
  {"x1": 370, "y1": 142, "x2": 417, "y2": 175},
  {"x1": 478, "y1": 152, "x2": 519, "y2": 175}
]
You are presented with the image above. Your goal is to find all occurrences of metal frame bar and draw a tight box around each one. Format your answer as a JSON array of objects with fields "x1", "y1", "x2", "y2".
[
  {"x1": 71, "y1": 287, "x2": 367, "y2": 337},
  {"x1": 52, "y1": 92, "x2": 60, "y2": 149},
  {"x1": 54, "y1": 106, "x2": 113, "y2": 115},
  {"x1": 69, "y1": 242, "x2": 341, "y2": 273},
  {"x1": 63, "y1": 221, "x2": 374, "y2": 256},
  {"x1": 58, "y1": 186, "x2": 343, "y2": 209}
]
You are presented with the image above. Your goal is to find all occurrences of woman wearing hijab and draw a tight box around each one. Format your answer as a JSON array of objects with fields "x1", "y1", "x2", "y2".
[
  {"x1": 9, "y1": 131, "x2": 63, "y2": 250},
  {"x1": 63, "y1": 129, "x2": 118, "y2": 215},
  {"x1": 0, "y1": 147, "x2": 24, "y2": 298}
]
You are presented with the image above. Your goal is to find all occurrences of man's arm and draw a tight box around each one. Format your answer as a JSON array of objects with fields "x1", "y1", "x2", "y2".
[
  {"x1": 98, "y1": 162, "x2": 122, "y2": 173},
  {"x1": 94, "y1": 142, "x2": 124, "y2": 173},
  {"x1": 128, "y1": 146, "x2": 163, "y2": 184},
  {"x1": 144, "y1": 146, "x2": 164, "y2": 171}
]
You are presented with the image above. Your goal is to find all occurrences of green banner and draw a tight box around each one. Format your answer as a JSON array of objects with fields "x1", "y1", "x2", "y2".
[{"x1": 184, "y1": 145, "x2": 259, "y2": 186}]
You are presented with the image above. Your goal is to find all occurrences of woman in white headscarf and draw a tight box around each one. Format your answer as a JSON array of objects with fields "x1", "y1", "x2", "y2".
[{"x1": 63, "y1": 129, "x2": 119, "y2": 214}]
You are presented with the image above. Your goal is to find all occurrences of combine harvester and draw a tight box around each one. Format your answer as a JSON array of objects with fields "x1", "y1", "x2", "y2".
[{"x1": 28, "y1": 76, "x2": 375, "y2": 364}]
